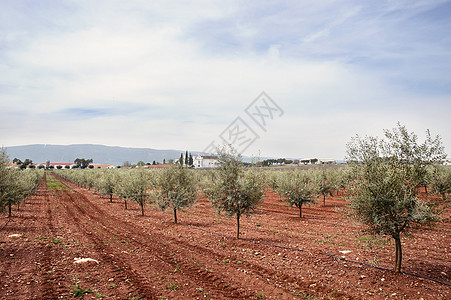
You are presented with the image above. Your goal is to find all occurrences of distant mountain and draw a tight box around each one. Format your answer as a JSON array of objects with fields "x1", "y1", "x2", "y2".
[{"x1": 4, "y1": 144, "x2": 187, "y2": 166}]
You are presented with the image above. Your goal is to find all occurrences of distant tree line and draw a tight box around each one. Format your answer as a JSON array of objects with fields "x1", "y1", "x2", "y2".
[{"x1": 256, "y1": 158, "x2": 294, "y2": 167}]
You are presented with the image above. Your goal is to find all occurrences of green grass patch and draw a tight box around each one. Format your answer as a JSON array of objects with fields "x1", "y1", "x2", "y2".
[
  {"x1": 46, "y1": 174, "x2": 70, "y2": 191},
  {"x1": 166, "y1": 282, "x2": 180, "y2": 290},
  {"x1": 70, "y1": 284, "x2": 92, "y2": 299}
]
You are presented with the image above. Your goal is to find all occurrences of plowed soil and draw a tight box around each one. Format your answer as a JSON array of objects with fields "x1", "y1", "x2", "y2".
[{"x1": 0, "y1": 173, "x2": 449, "y2": 299}]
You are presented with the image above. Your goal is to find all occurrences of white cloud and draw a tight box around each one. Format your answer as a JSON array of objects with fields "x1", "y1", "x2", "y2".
[{"x1": 0, "y1": 0, "x2": 450, "y2": 159}]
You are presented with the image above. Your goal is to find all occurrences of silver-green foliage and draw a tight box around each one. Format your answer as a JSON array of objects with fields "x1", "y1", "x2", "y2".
[
  {"x1": 116, "y1": 169, "x2": 153, "y2": 216},
  {"x1": 430, "y1": 165, "x2": 451, "y2": 202},
  {"x1": 276, "y1": 170, "x2": 317, "y2": 218},
  {"x1": 96, "y1": 170, "x2": 117, "y2": 202},
  {"x1": 154, "y1": 165, "x2": 197, "y2": 223},
  {"x1": 346, "y1": 123, "x2": 446, "y2": 273},
  {"x1": 0, "y1": 149, "x2": 42, "y2": 216},
  {"x1": 204, "y1": 149, "x2": 265, "y2": 238}
]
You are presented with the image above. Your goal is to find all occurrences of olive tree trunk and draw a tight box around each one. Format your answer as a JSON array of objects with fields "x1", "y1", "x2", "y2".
[
  {"x1": 297, "y1": 203, "x2": 303, "y2": 218},
  {"x1": 394, "y1": 235, "x2": 402, "y2": 273},
  {"x1": 236, "y1": 212, "x2": 241, "y2": 239}
]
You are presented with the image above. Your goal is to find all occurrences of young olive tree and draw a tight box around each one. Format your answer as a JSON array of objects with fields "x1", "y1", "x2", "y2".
[
  {"x1": 0, "y1": 149, "x2": 41, "y2": 216},
  {"x1": 264, "y1": 171, "x2": 284, "y2": 200},
  {"x1": 346, "y1": 123, "x2": 446, "y2": 273},
  {"x1": 119, "y1": 169, "x2": 152, "y2": 216},
  {"x1": 430, "y1": 165, "x2": 451, "y2": 202},
  {"x1": 204, "y1": 148, "x2": 265, "y2": 239},
  {"x1": 113, "y1": 170, "x2": 130, "y2": 209},
  {"x1": 332, "y1": 167, "x2": 352, "y2": 197},
  {"x1": 97, "y1": 170, "x2": 116, "y2": 203},
  {"x1": 277, "y1": 170, "x2": 317, "y2": 218},
  {"x1": 154, "y1": 165, "x2": 197, "y2": 223},
  {"x1": 314, "y1": 169, "x2": 334, "y2": 206}
]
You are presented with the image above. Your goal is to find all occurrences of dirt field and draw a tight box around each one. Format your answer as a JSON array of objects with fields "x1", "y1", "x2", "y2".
[{"x1": 0, "y1": 173, "x2": 449, "y2": 299}]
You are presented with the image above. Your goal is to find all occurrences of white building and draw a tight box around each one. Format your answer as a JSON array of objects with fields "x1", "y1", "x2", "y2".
[
  {"x1": 193, "y1": 155, "x2": 219, "y2": 169},
  {"x1": 299, "y1": 158, "x2": 335, "y2": 165}
]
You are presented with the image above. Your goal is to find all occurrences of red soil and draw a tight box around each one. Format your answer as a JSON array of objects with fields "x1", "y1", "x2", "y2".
[{"x1": 0, "y1": 174, "x2": 449, "y2": 299}]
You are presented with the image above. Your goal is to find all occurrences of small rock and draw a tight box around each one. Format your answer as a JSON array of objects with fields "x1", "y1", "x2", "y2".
[
  {"x1": 381, "y1": 278, "x2": 385, "y2": 282},
  {"x1": 8, "y1": 234, "x2": 22, "y2": 238},
  {"x1": 73, "y1": 257, "x2": 99, "y2": 264}
]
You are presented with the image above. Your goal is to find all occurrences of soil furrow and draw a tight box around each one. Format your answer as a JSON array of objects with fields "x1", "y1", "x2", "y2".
[
  {"x1": 58, "y1": 176, "x2": 350, "y2": 298},
  {"x1": 38, "y1": 175, "x2": 68, "y2": 298},
  {"x1": 59, "y1": 190, "x2": 160, "y2": 299},
  {"x1": 61, "y1": 187, "x2": 253, "y2": 298}
]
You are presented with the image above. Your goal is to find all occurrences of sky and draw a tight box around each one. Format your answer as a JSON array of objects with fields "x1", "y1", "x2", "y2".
[{"x1": 1, "y1": 0, "x2": 450, "y2": 160}]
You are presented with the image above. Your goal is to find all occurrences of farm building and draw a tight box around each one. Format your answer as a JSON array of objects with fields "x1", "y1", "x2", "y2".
[{"x1": 193, "y1": 155, "x2": 219, "y2": 169}]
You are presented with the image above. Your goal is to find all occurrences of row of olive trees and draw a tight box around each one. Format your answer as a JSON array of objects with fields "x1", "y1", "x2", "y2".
[
  {"x1": 267, "y1": 124, "x2": 449, "y2": 274},
  {"x1": 55, "y1": 148, "x2": 267, "y2": 238},
  {"x1": 56, "y1": 167, "x2": 198, "y2": 220},
  {"x1": 207, "y1": 124, "x2": 449, "y2": 275},
  {"x1": 264, "y1": 167, "x2": 353, "y2": 218},
  {"x1": 56, "y1": 123, "x2": 450, "y2": 274},
  {"x1": 0, "y1": 149, "x2": 43, "y2": 217}
]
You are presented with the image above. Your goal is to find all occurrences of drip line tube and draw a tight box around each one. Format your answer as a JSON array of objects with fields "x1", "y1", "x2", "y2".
[{"x1": 187, "y1": 224, "x2": 451, "y2": 287}]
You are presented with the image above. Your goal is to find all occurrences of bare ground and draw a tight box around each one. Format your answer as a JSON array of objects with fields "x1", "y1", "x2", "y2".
[{"x1": 0, "y1": 173, "x2": 449, "y2": 299}]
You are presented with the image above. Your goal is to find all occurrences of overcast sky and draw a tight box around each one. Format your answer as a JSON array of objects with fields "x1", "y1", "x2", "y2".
[{"x1": 1, "y1": 0, "x2": 450, "y2": 160}]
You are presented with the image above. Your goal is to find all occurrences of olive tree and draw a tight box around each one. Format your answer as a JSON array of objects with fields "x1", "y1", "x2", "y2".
[
  {"x1": 313, "y1": 169, "x2": 334, "y2": 206},
  {"x1": 97, "y1": 170, "x2": 116, "y2": 202},
  {"x1": 430, "y1": 165, "x2": 451, "y2": 202},
  {"x1": 204, "y1": 148, "x2": 265, "y2": 239},
  {"x1": 0, "y1": 149, "x2": 41, "y2": 216},
  {"x1": 346, "y1": 123, "x2": 446, "y2": 273},
  {"x1": 154, "y1": 165, "x2": 197, "y2": 223},
  {"x1": 277, "y1": 170, "x2": 317, "y2": 218},
  {"x1": 1, "y1": 150, "x2": 23, "y2": 216},
  {"x1": 118, "y1": 169, "x2": 152, "y2": 216},
  {"x1": 264, "y1": 171, "x2": 284, "y2": 200}
]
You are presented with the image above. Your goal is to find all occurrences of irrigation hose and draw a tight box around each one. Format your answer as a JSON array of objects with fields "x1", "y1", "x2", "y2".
[
  {"x1": 0, "y1": 218, "x2": 10, "y2": 231},
  {"x1": 326, "y1": 254, "x2": 451, "y2": 287},
  {"x1": 187, "y1": 224, "x2": 451, "y2": 287}
]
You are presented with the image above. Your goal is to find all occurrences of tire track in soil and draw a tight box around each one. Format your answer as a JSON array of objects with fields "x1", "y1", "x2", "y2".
[
  {"x1": 52, "y1": 175, "x2": 250, "y2": 297},
  {"x1": 57, "y1": 175, "x2": 352, "y2": 299},
  {"x1": 38, "y1": 174, "x2": 68, "y2": 299},
  {"x1": 0, "y1": 180, "x2": 52, "y2": 300},
  {"x1": 60, "y1": 188, "x2": 251, "y2": 299},
  {"x1": 55, "y1": 175, "x2": 266, "y2": 298},
  {"x1": 59, "y1": 190, "x2": 160, "y2": 299},
  {"x1": 61, "y1": 177, "x2": 344, "y2": 298}
]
